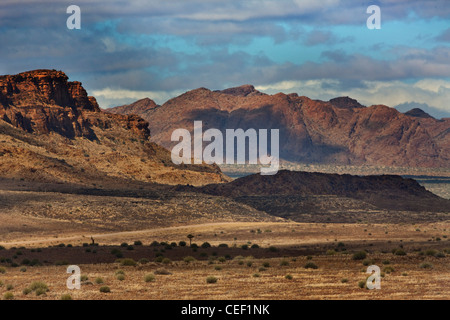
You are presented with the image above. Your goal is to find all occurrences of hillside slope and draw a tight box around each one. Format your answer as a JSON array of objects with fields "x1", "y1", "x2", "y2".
[{"x1": 0, "y1": 70, "x2": 228, "y2": 186}]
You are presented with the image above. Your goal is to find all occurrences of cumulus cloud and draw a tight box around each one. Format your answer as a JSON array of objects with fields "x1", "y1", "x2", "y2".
[
  {"x1": 1, "y1": 0, "x2": 449, "y2": 113},
  {"x1": 256, "y1": 78, "x2": 450, "y2": 114},
  {"x1": 92, "y1": 88, "x2": 183, "y2": 108}
]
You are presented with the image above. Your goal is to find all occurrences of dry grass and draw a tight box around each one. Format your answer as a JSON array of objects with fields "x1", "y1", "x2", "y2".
[{"x1": 0, "y1": 221, "x2": 449, "y2": 300}]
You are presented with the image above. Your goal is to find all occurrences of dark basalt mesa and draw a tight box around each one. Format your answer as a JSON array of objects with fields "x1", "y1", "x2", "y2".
[{"x1": 177, "y1": 170, "x2": 450, "y2": 220}]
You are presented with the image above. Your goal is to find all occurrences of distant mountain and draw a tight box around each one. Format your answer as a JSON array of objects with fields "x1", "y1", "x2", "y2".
[
  {"x1": 105, "y1": 98, "x2": 160, "y2": 118},
  {"x1": 0, "y1": 70, "x2": 228, "y2": 186},
  {"x1": 108, "y1": 85, "x2": 450, "y2": 168},
  {"x1": 395, "y1": 102, "x2": 450, "y2": 120},
  {"x1": 404, "y1": 108, "x2": 434, "y2": 119}
]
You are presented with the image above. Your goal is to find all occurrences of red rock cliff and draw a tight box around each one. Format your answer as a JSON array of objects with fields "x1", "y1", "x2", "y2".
[{"x1": 0, "y1": 69, "x2": 149, "y2": 140}]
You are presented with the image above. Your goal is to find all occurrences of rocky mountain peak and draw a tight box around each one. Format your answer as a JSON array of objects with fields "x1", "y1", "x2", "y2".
[{"x1": 216, "y1": 84, "x2": 265, "y2": 97}]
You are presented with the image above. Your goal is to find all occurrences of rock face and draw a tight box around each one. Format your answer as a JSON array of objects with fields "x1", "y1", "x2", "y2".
[
  {"x1": 0, "y1": 70, "x2": 228, "y2": 186},
  {"x1": 215, "y1": 84, "x2": 265, "y2": 97},
  {"x1": 108, "y1": 85, "x2": 450, "y2": 168},
  {"x1": 0, "y1": 70, "x2": 103, "y2": 139}
]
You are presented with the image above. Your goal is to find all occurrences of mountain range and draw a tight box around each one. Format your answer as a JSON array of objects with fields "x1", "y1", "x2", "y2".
[
  {"x1": 107, "y1": 85, "x2": 450, "y2": 168},
  {"x1": 1, "y1": 69, "x2": 449, "y2": 223}
]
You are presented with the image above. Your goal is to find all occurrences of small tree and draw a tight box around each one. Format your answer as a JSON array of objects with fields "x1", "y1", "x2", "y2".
[{"x1": 187, "y1": 234, "x2": 195, "y2": 247}]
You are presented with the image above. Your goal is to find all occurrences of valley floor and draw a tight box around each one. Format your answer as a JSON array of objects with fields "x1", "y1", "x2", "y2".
[{"x1": 0, "y1": 221, "x2": 449, "y2": 300}]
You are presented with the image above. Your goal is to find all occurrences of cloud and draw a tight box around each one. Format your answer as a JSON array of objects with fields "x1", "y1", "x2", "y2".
[
  {"x1": 1, "y1": 0, "x2": 449, "y2": 113},
  {"x1": 436, "y1": 28, "x2": 450, "y2": 42},
  {"x1": 92, "y1": 88, "x2": 183, "y2": 108},
  {"x1": 256, "y1": 78, "x2": 450, "y2": 114}
]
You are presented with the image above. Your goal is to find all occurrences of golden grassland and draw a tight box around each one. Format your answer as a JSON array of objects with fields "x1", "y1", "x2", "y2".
[{"x1": 0, "y1": 221, "x2": 449, "y2": 300}]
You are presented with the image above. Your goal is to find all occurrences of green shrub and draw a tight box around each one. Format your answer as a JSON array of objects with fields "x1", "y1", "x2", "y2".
[
  {"x1": 268, "y1": 246, "x2": 278, "y2": 252},
  {"x1": 0, "y1": 267, "x2": 6, "y2": 274},
  {"x1": 99, "y1": 286, "x2": 111, "y2": 293},
  {"x1": 154, "y1": 268, "x2": 172, "y2": 275},
  {"x1": 201, "y1": 242, "x2": 211, "y2": 249},
  {"x1": 23, "y1": 288, "x2": 32, "y2": 295},
  {"x1": 262, "y1": 262, "x2": 270, "y2": 268},
  {"x1": 383, "y1": 266, "x2": 395, "y2": 274},
  {"x1": 60, "y1": 294, "x2": 72, "y2": 300},
  {"x1": 304, "y1": 262, "x2": 318, "y2": 269},
  {"x1": 183, "y1": 256, "x2": 196, "y2": 263},
  {"x1": 352, "y1": 251, "x2": 367, "y2": 260},
  {"x1": 120, "y1": 258, "x2": 137, "y2": 267},
  {"x1": 251, "y1": 244, "x2": 259, "y2": 249},
  {"x1": 139, "y1": 258, "x2": 150, "y2": 265},
  {"x1": 358, "y1": 280, "x2": 366, "y2": 289},
  {"x1": 80, "y1": 274, "x2": 89, "y2": 282},
  {"x1": 29, "y1": 281, "x2": 48, "y2": 292},
  {"x1": 206, "y1": 276, "x2": 218, "y2": 284},
  {"x1": 144, "y1": 274, "x2": 155, "y2": 283},
  {"x1": 162, "y1": 258, "x2": 171, "y2": 264},
  {"x1": 6, "y1": 284, "x2": 13, "y2": 290},
  {"x1": 115, "y1": 270, "x2": 125, "y2": 276},
  {"x1": 178, "y1": 241, "x2": 187, "y2": 247},
  {"x1": 35, "y1": 287, "x2": 47, "y2": 296},
  {"x1": 253, "y1": 273, "x2": 260, "y2": 278},
  {"x1": 120, "y1": 243, "x2": 128, "y2": 247},
  {"x1": 394, "y1": 249, "x2": 407, "y2": 256},
  {"x1": 3, "y1": 292, "x2": 14, "y2": 300},
  {"x1": 420, "y1": 262, "x2": 433, "y2": 269},
  {"x1": 134, "y1": 240, "x2": 143, "y2": 246},
  {"x1": 362, "y1": 259, "x2": 374, "y2": 266},
  {"x1": 218, "y1": 243, "x2": 228, "y2": 248},
  {"x1": 116, "y1": 274, "x2": 125, "y2": 281},
  {"x1": 280, "y1": 259, "x2": 289, "y2": 266},
  {"x1": 341, "y1": 278, "x2": 349, "y2": 283},
  {"x1": 95, "y1": 278, "x2": 104, "y2": 284},
  {"x1": 285, "y1": 274, "x2": 293, "y2": 280},
  {"x1": 29, "y1": 259, "x2": 41, "y2": 266},
  {"x1": 25, "y1": 281, "x2": 49, "y2": 296}
]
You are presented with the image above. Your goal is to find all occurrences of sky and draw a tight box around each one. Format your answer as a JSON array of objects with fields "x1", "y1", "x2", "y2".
[{"x1": 1, "y1": 0, "x2": 450, "y2": 117}]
